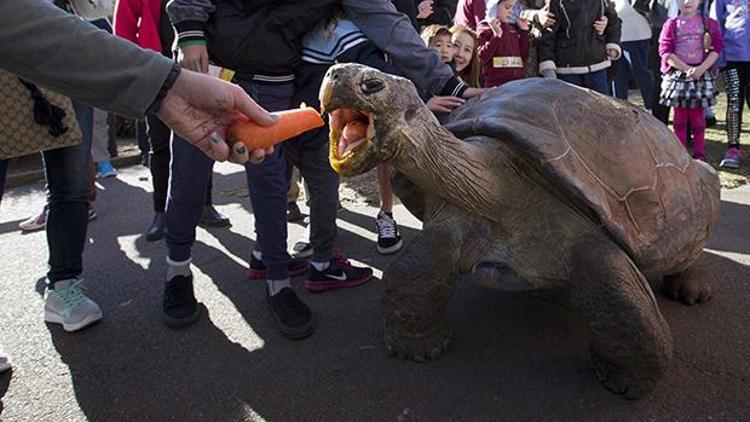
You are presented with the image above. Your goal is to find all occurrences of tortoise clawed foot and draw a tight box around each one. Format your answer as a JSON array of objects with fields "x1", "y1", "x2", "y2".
[
  {"x1": 385, "y1": 322, "x2": 451, "y2": 362},
  {"x1": 590, "y1": 350, "x2": 659, "y2": 400},
  {"x1": 663, "y1": 274, "x2": 712, "y2": 305}
]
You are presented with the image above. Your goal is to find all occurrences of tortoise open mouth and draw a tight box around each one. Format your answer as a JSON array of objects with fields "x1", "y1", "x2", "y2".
[{"x1": 327, "y1": 108, "x2": 377, "y2": 174}]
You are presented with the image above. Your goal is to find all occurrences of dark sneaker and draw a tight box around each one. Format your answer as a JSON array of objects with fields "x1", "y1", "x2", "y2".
[
  {"x1": 145, "y1": 212, "x2": 166, "y2": 241},
  {"x1": 292, "y1": 225, "x2": 313, "y2": 259},
  {"x1": 266, "y1": 287, "x2": 315, "y2": 340},
  {"x1": 247, "y1": 255, "x2": 309, "y2": 280},
  {"x1": 287, "y1": 202, "x2": 304, "y2": 222},
  {"x1": 200, "y1": 204, "x2": 231, "y2": 227},
  {"x1": 375, "y1": 211, "x2": 403, "y2": 255},
  {"x1": 163, "y1": 275, "x2": 200, "y2": 328},
  {"x1": 304, "y1": 254, "x2": 373, "y2": 292}
]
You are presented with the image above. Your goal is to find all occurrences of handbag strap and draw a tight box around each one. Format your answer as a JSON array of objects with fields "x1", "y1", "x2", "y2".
[{"x1": 17, "y1": 79, "x2": 69, "y2": 137}]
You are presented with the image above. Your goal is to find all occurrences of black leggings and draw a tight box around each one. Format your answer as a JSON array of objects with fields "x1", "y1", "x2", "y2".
[{"x1": 721, "y1": 61, "x2": 750, "y2": 148}]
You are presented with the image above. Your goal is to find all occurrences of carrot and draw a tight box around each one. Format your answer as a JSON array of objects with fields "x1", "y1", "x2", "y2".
[{"x1": 227, "y1": 107, "x2": 325, "y2": 150}]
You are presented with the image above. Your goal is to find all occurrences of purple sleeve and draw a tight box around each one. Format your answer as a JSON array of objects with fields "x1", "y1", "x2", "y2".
[
  {"x1": 708, "y1": 17, "x2": 726, "y2": 68},
  {"x1": 708, "y1": 18, "x2": 724, "y2": 55},
  {"x1": 658, "y1": 18, "x2": 676, "y2": 59},
  {"x1": 658, "y1": 18, "x2": 677, "y2": 73}
]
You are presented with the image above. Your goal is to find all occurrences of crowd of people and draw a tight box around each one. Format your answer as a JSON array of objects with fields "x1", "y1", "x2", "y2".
[{"x1": 1, "y1": 0, "x2": 749, "y2": 373}]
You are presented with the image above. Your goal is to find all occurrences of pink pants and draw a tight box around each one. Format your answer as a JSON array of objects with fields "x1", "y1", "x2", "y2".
[{"x1": 673, "y1": 107, "x2": 705, "y2": 160}]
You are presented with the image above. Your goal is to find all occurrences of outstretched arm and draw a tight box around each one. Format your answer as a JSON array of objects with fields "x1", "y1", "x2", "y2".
[
  {"x1": 1, "y1": 0, "x2": 171, "y2": 118},
  {"x1": 344, "y1": 0, "x2": 472, "y2": 98}
]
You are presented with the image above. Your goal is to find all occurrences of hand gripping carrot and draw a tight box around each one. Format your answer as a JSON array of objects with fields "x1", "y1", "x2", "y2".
[{"x1": 227, "y1": 107, "x2": 325, "y2": 150}]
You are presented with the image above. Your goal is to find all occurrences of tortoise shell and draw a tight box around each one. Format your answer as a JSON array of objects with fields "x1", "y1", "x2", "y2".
[{"x1": 444, "y1": 78, "x2": 720, "y2": 275}]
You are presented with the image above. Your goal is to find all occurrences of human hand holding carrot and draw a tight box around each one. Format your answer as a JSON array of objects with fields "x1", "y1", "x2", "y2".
[
  {"x1": 157, "y1": 68, "x2": 278, "y2": 163},
  {"x1": 226, "y1": 107, "x2": 325, "y2": 159}
]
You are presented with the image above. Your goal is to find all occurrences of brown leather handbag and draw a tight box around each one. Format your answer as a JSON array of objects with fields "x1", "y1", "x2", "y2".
[{"x1": 0, "y1": 69, "x2": 82, "y2": 160}]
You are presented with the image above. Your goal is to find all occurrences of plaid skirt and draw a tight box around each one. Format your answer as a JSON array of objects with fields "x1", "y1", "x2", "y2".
[{"x1": 659, "y1": 69, "x2": 718, "y2": 109}]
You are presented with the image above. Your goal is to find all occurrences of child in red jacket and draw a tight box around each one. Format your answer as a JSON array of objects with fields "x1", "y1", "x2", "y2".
[{"x1": 477, "y1": 0, "x2": 531, "y2": 88}]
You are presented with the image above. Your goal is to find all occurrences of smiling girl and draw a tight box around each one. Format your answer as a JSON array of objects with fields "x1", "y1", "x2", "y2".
[{"x1": 451, "y1": 25, "x2": 483, "y2": 87}]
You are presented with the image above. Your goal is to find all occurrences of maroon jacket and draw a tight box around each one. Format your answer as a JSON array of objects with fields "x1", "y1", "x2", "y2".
[{"x1": 478, "y1": 21, "x2": 530, "y2": 88}]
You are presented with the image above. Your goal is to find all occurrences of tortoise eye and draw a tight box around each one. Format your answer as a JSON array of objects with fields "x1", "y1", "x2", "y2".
[{"x1": 360, "y1": 79, "x2": 385, "y2": 95}]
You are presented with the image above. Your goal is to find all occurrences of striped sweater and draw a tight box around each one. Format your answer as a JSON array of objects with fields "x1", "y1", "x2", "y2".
[{"x1": 301, "y1": 19, "x2": 369, "y2": 64}]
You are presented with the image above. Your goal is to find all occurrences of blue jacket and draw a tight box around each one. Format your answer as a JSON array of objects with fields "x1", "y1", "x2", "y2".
[{"x1": 711, "y1": 0, "x2": 750, "y2": 63}]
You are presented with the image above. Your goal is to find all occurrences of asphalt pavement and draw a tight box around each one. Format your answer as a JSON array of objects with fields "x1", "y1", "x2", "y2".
[{"x1": 0, "y1": 162, "x2": 748, "y2": 421}]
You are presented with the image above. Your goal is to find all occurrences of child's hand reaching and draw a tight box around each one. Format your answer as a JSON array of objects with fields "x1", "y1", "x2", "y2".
[
  {"x1": 417, "y1": 0, "x2": 433, "y2": 19},
  {"x1": 539, "y1": 11, "x2": 556, "y2": 28},
  {"x1": 489, "y1": 18, "x2": 504, "y2": 38},
  {"x1": 593, "y1": 16, "x2": 608, "y2": 36},
  {"x1": 427, "y1": 96, "x2": 466, "y2": 113},
  {"x1": 517, "y1": 18, "x2": 530, "y2": 31}
]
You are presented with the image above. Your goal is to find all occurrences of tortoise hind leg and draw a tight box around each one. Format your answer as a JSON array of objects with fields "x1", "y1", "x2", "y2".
[
  {"x1": 663, "y1": 254, "x2": 712, "y2": 305},
  {"x1": 383, "y1": 222, "x2": 465, "y2": 362},
  {"x1": 570, "y1": 236, "x2": 673, "y2": 399}
]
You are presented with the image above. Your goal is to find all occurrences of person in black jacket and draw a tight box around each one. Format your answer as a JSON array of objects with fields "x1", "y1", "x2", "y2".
[{"x1": 538, "y1": 0, "x2": 622, "y2": 94}]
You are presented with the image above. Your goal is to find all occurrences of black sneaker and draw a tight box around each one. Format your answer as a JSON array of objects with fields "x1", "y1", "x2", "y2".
[
  {"x1": 145, "y1": 212, "x2": 165, "y2": 241},
  {"x1": 375, "y1": 211, "x2": 403, "y2": 255},
  {"x1": 163, "y1": 275, "x2": 200, "y2": 328},
  {"x1": 266, "y1": 287, "x2": 315, "y2": 339},
  {"x1": 200, "y1": 205, "x2": 231, "y2": 227},
  {"x1": 287, "y1": 202, "x2": 304, "y2": 222},
  {"x1": 247, "y1": 255, "x2": 310, "y2": 280},
  {"x1": 304, "y1": 254, "x2": 373, "y2": 292}
]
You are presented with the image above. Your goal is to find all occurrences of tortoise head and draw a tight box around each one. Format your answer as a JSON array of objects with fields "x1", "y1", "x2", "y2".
[{"x1": 319, "y1": 63, "x2": 426, "y2": 177}]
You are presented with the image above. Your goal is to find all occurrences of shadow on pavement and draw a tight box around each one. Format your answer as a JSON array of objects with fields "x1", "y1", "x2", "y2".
[
  {"x1": 26, "y1": 169, "x2": 750, "y2": 421},
  {"x1": 707, "y1": 199, "x2": 750, "y2": 256},
  {"x1": 0, "y1": 219, "x2": 25, "y2": 236},
  {"x1": 0, "y1": 368, "x2": 10, "y2": 415}
]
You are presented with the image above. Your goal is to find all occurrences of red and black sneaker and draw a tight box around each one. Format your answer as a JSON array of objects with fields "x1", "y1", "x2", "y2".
[
  {"x1": 247, "y1": 255, "x2": 310, "y2": 280},
  {"x1": 304, "y1": 254, "x2": 373, "y2": 292}
]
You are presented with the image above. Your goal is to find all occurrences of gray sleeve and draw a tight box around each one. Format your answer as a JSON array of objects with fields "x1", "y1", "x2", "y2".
[
  {"x1": 166, "y1": 0, "x2": 215, "y2": 26},
  {"x1": 343, "y1": 0, "x2": 455, "y2": 95},
  {"x1": 0, "y1": 0, "x2": 174, "y2": 118}
]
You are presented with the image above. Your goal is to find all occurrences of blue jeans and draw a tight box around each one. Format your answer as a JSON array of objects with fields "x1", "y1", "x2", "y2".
[
  {"x1": 559, "y1": 70, "x2": 609, "y2": 95},
  {"x1": 614, "y1": 39, "x2": 655, "y2": 110},
  {"x1": 43, "y1": 101, "x2": 93, "y2": 283},
  {"x1": 165, "y1": 80, "x2": 292, "y2": 280}
]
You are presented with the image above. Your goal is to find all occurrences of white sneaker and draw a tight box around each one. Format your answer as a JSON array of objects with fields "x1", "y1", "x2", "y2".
[
  {"x1": 375, "y1": 211, "x2": 403, "y2": 255},
  {"x1": 19, "y1": 208, "x2": 47, "y2": 232},
  {"x1": 44, "y1": 279, "x2": 103, "y2": 332},
  {"x1": 18, "y1": 206, "x2": 95, "y2": 233},
  {"x1": 292, "y1": 225, "x2": 313, "y2": 258}
]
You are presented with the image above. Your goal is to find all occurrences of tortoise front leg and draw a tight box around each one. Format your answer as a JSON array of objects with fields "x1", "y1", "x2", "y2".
[
  {"x1": 570, "y1": 236, "x2": 674, "y2": 399},
  {"x1": 383, "y1": 222, "x2": 465, "y2": 362}
]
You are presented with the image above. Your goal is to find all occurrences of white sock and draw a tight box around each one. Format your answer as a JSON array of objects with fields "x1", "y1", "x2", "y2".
[
  {"x1": 267, "y1": 278, "x2": 291, "y2": 296},
  {"x1": 311, "y1": 261, "x2": 330, "y2": 271},
  {"x1": 166, "y1": 257, "x2": 192, "y2": 280},
  {"x1": 252, "y1": 250, "x2": 262, "y2": 261}
]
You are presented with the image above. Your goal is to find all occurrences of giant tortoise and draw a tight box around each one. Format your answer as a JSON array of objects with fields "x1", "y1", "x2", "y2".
[{"x1": 319, "y1": 64, "x2": 720, "y2": 399}]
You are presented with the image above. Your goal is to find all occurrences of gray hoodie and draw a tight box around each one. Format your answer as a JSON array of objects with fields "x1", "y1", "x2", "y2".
[{"x1": 0, "y1": 0, "x2": 172, "y2": 118}]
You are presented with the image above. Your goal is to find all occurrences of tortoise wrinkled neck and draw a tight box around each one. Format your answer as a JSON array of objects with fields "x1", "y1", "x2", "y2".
[{"x1": 393, "y1": 117, "x2": 497, "y2": 218}]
